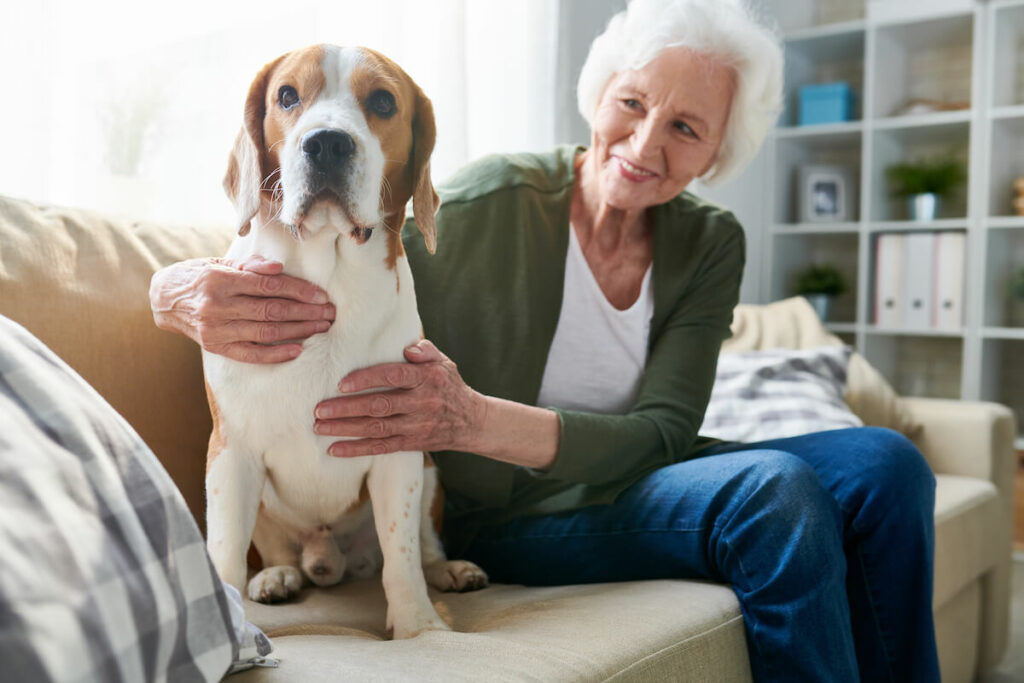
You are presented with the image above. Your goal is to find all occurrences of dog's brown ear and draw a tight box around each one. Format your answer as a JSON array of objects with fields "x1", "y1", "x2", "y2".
[
  {"x1": 410, "y1": 83, "x2": 439, "y2": 254},
  {"x1": 223, "y1": 55, "x2": 284, "y2": 236}
]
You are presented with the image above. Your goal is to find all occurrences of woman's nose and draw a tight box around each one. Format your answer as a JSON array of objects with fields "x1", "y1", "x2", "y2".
[{"x1": 630, "y1": 117, "x2": 663, "y2": 157}]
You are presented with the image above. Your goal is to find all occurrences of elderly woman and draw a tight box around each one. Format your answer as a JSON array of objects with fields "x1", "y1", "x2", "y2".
[{"x1": 150, "y1": 0, "x2": 939, "y2": 680}]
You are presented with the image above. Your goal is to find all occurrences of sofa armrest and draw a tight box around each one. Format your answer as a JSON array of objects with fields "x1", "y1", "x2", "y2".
[{"x1": 903, "y1": 397, "x2": 1016, "y2": 486}]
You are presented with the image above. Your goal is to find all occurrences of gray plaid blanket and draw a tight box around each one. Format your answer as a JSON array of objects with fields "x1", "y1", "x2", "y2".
[{"x1": 0, "y1": 316, "x2": 272, "y2": 682}]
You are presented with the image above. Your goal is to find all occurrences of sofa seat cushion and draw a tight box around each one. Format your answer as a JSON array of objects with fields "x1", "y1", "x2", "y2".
[
  {"x1": 932, "y1": 474, "x2": 1001, "y2": 608},
  {"x1": 237, "y1": 579, "x2": 752, "y2": 682}
]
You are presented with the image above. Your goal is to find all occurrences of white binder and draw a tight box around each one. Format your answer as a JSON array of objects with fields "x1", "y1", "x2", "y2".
[
  {"x1": 875, "y1": 234, "x2": 905, "y2": 328},
  {"x1": 933, "y1": 232, "x2": 966, "y2": 331},
  {"x1": 902, "y1": 232, "x2": 936, "y2": 330}
]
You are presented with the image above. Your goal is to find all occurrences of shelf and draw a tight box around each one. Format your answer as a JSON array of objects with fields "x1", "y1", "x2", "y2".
[
  {"x1": 872, "y1": 110, "x2": 972, "y2": 131},
  {"x1": 775, "y1": 121, "x2": 863, "y2": 138},
  {"x1": 826, "y1": 322, "x2": 858, "y2": 334},
  {"x1": 784, "y1": 20, "x2": 867, "y2": 43},
  {"x1": 868, "y1": 220, "x2": 968, "y2": 232},
  {"x1": 982, "y1": 230, "x2": 1024, "y2": 327},
  {"x1": 992, "y1": 2, "x2": 1024, "y2": 108},
  {"x1": 983, "y1": 327, "x2": 1024, "y2": 340},
  {"x1": 866, "y1": 326, "x2": 965, "y2": 338},
  {"x1": 986, "y1": 217, "x2": 1024, "y2": 229},
  {"x1": 871, "y1": 13, "x2": 974, "y2": 120},
  {"x1": 772, "y1": 222, "x2": 861, "y2": 235},
  {"x1": 991, "y1": 104, "x2": 1024, "y2": 120},
  {"x1": 865, "y1": 334, "x2": 964, "y2": 398},
  {"x1": 980, "y1": 339, "x2": 1024, "y2": 432},
  {"x1": 869, "y1": 123, "x2": 970, "y2": 221}
]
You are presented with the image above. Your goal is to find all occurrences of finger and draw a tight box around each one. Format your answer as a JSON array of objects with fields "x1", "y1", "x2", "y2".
[
  {"x1": 215, "y1": 342, "x2": 303, "y2": 364},
  {"x1": 314, "y1": 414, "x2": 418, "y2": 439},
  {"x1": 222, "y1": 319, "x2": 332, "y2": 345},
  {"x1": 229, "y1": 269, "x2": 330, "y2": 304},
  {"x1": 339, "y1": 362, "x2": 423, "y2": 393},
  {"x1": 315, "y1": 392, "x2": 410, "y2": 420},
  {"x1": 234, "y1": 255, "x2": 284, "y2": 275},
  {"x1": 327, "y1": 436, "x2": 409, "y2": 458},
  {"x1": 235, "y1": 296, "x2": 336, "y2": 323},
  {"x1": 404, "y1": 338, "x2": 446, "y2": 364}
]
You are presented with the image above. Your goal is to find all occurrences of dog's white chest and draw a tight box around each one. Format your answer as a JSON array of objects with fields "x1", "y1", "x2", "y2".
[{"x1": 204, "y1": 223, "x2": 421, "y2": 528}]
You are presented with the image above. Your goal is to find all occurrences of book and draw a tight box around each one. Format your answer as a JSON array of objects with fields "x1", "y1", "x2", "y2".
[
  {"x1": 933, "y1": 231, "x2": 966, "y2": 331},
  {"x1": 875, "y1": 234, "x2": 905, "y2": 328},
  {"x1": 903, "y1": 232, "x2": 936, "y2": 330}
]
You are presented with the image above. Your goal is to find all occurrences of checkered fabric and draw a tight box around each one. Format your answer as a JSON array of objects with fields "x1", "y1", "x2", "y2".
[
  {"x1": 0, "y1": 315, "x2": 270, "y2": 682},
  {"x1": 699, "y1": 346, "x2": 863, "y2": 443}
]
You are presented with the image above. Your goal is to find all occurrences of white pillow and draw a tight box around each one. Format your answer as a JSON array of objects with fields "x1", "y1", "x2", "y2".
[{"x1": 700, "y1": 346, "x2": 863, "y2": 443}]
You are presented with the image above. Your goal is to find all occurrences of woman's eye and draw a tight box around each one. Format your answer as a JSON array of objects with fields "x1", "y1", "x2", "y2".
[
  {"x1": 623, "y1": 98, "x2": 641, "y2": 109},
  {"x1": 368, "y1": 90, "x2": 396, "y2": 118},
  {"x1": 278, "y1": 86, "x2": 300, "y2": 110},
  {"x1": 674, "y1": 121, "x2": 698, "y2": 138}
]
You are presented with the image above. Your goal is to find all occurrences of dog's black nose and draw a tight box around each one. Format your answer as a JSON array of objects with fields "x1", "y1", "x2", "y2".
[{"x1": 302, "y1": 129, "x2": 355, "y2": 172}]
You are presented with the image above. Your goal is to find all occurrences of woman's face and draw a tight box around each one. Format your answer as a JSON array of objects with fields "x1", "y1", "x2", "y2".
[{"x1": 588, "y1": 47, "x2": 735, "y2": 211}]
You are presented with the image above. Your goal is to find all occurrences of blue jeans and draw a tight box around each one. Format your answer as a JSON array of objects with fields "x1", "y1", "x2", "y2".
[{"x1": 456, "y1": 427, "x2": 939, "y2": 682}]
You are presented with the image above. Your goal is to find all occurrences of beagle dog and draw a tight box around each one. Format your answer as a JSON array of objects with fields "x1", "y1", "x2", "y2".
[{"x1": 204, "y1": 44, "x2": 487, "y2": 639}]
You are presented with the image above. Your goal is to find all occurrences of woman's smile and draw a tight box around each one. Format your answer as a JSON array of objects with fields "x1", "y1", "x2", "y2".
[{"x1": 613, "y1": 156, "x2": 659, "y2": 181}]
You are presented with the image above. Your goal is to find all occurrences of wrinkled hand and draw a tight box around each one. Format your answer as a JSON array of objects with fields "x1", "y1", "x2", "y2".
[
  {"x1": 313, "y1": 340, "x2": 487, "y2": 458},
  {"x1": 149, "y1": 255, "x2": 335, "y2": 363}
]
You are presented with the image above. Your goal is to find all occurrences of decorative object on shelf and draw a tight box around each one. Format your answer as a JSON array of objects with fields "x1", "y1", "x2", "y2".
[
  {"x1": 798, "y1": 82, "x2": 856, "y2": 126},
  {"x1": 798, "y1": 164, "x2": 856, "y2": 222},
  {"x1": 891, "y1": 98, "x2": 970, "y2": 117},
  {"x1": 1013, "y1": 177, "x2": 1024, "y2": 217},
  {"x1": 793, "y1": 263, "x2": 847, "y2": 323},
  {"x1": 1009, "y1": 266, "x2": 1024, "y2": 328},
  {"x1": 885, "y1": 158, "x2": 965, "y2": 222}
]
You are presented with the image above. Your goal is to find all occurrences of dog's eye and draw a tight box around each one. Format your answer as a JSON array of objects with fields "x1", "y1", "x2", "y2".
[
  {"x1": 278, "y1": 86, "x2": 300, "y2": 111},
  {"x1": 368, "y1": 90, "x2": 396, "y2": 119}
]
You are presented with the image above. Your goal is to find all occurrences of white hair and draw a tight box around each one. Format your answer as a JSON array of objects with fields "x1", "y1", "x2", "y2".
[{"x1": 576, "y1": 0, "x2": 783, "y2": 184}]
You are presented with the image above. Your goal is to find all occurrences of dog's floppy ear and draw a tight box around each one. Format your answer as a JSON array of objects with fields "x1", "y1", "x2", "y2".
[
  {"x1": 410, "y1": 83, "x2": 439, "y2": 254},
  {"x1": 223, "y1": 55, "x2": 284, "y2": 237}
]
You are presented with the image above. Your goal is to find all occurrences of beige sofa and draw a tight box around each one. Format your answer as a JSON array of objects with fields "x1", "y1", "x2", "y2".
[{"x1": 0, "y1": 194, "x2": 1014, "y2": 682}]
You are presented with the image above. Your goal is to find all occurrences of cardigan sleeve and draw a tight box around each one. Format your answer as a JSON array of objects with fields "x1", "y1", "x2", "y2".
[{"x1": 535, "y1": 216, "x2": 745, "y2": 487}]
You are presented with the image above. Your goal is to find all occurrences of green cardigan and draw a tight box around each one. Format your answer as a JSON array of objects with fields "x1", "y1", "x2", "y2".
[{"x1": 402, "y1": 145, "x2": 745, "y2": 532}]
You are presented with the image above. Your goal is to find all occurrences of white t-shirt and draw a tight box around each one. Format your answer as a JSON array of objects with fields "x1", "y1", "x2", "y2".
[{"x1": 536, "y1": 225, "x2": 654, "y2": 415}]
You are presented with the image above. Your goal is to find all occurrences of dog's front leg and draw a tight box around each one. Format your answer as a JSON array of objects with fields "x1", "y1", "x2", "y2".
[
  {"x1": 206, "y1": 445, "x2": 266, "y2": 593},
  {"x1": 367, "y1": 452, "x2": 449, "y2": 639}
]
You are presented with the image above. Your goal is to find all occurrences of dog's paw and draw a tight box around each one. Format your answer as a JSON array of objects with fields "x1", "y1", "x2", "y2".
[
  {"x1": 424, "y1": 560, "x2": 489, "y2": 593},
  {"x1": 388, "y1": 607, "x2": 451, "y2": 639},
  {"x1": 247, "y1": 566, "x2": 304, "y2": 604}
]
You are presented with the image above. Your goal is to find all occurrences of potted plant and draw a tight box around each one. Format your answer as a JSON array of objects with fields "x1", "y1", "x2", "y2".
[
  {"x1": 793, "y1": 263, "x2": 847, "y2": 322},
  {"x1": 886, "y1": 158, "x2": 966, "y2": 221},
  {"x1": 1010, "y1": 266, "x2": 1024, "y2": 327}
]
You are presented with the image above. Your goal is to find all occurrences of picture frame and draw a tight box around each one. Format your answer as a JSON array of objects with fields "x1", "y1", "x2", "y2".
[{"x1": 798, "y1": 164, "x2": 856, "y2": 223}]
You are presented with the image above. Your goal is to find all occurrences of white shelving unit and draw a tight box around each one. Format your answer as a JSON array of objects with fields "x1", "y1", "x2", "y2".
[{"x1": 761, "y1": 0, "x2": 1024, "y2": 447}]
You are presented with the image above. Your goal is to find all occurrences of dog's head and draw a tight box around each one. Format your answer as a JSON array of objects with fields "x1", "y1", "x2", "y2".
[{"x1": 224, "y1": 44, "x2": 438, "y2": 254}]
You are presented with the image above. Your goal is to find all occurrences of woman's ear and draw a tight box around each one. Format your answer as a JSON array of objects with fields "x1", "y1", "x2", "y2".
[
  {"x1": 410, "y1": 84, "x2": 439, "y2": 254},
  {"x1": 223, "y1": 55, "x2": 284, "y2": 236}
]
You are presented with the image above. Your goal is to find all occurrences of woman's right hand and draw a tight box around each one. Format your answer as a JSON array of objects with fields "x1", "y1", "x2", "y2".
[{"x1": 149, "y1": 255, "x2": 335, "y2": 364}]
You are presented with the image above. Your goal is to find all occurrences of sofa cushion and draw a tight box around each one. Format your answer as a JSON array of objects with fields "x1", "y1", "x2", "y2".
[
  {"x1": 724, "y1": 297, "x2": 922, "y2": 438},
  {"x1": 701, "y1": 346, "x2": 863, "y2": 442},
  {"x1": 236, "y1": 580, "x2": 752, "y2": 682},
  {"x1": 932, "y1": 474, "x2": 1002, "y2": 609},
  {"x1": 0, "y1": 194, "x2": 232, "y2": 525}
]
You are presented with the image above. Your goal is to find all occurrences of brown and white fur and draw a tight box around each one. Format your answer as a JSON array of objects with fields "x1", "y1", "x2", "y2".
[{"x1": 204, "y1": 44, "x2": 487, "y2": 639}]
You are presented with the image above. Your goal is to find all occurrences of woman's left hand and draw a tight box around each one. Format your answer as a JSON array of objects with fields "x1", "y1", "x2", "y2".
[{"x1": 313, "y1": 340, "x2": 487, "y2": 458}]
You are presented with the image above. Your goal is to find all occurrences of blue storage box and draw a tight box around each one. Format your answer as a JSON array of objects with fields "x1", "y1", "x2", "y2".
[{"x1": 798, "y1": 82, "x2": 856, "y2": 126}]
